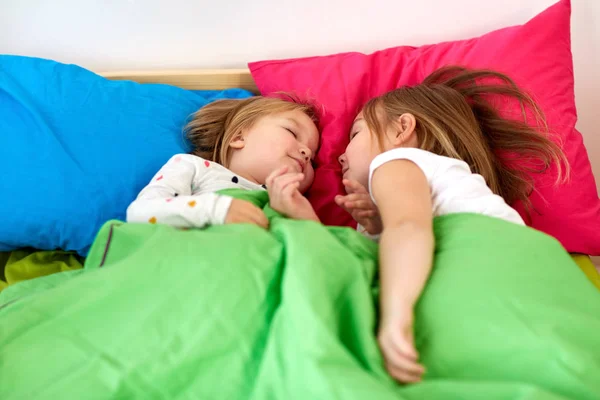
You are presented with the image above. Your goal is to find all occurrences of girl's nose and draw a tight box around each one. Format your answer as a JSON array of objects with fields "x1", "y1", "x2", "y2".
[
  {"x1": 338, "y1": 154, "x2": 347, "y2": 166},
  {"x1": 300, "y1": 148, "x2": 311, "y2": 161}
]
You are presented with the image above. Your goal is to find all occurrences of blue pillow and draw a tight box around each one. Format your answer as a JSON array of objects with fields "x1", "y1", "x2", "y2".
[{"x1": 0, "y1": 56, "x2": 253, "y2": 255}]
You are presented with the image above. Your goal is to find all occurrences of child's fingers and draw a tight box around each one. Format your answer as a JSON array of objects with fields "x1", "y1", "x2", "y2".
[
  {"x1": 282, "y1": 181, "x2": 301, "y2": 198},
  {"x1": 392, "y1": 351, "x2": 423, "y2": 374},
  {"x1": 230, "y1": 202, "x2": 269, "y2": 229},
  {"x1": 341, "y1": 193, "x2": 368, "y2": 203},
  {"x1": 343, "y1": 179, "x2": 368, "y2": 194},
  {"x1": 395, "y1": 335, "x2": 419, "y2": 361},
  {"x1": 341, "y1": 194, "x2": 377, "y2": 212},
  {"x1": 335, "y1": 198, "x2": 351, "y2": 214},
  {"x1": 355, "y1": 209, "x2": 377, "y2": 219},
  {"x1": 381, "y1": 332, "x2": 420, "y2": 363},
  {"x1": 342, "y1": 180, "x2": 356, "y2": 194},
  {"x1": 243, "y1": 204, "x2": 269, "y2": 228},
  {"x1": 385, "y1": 362, "x2": 423, "y2": 384},
  {"x1": 266, "y1": 166, "x2": 289, "y2": 187},
  {"x1": 337, "y1": 194, "x2": 376, "y2": 216},
  {"x1": 383, "y1": 346, "x2": 425, "y2": 377},
  {"x1": 271, "y1": 173, "x2": 303, "y2": 192},
  {"x1": 335, "y1": 195, "x2": 355, "y2": 213},
  {"x1": 345, "y1": 199, "x2": 375, "y2": 210},
  {"x1": 250, "y1": 210, "x2": 269, "y2": 229},
  {"x1": 335, "y1": 195, "x2": 351, "y2": 206},
  {"x1": 379, "y1": 339, "x2": 424, "y2": 383}
]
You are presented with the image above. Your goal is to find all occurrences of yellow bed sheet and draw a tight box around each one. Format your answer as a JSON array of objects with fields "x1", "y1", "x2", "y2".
[{"x1": 0, "y1": 249, "x2": 83, "y2": 292}]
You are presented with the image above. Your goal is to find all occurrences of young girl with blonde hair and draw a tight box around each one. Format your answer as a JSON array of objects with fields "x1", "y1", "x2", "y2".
[
  {"x1": 127, "y1": 96, "x2": 321, "y2": 227},
  {"x1": 336, "y1": 66, "x2": 568, "y2": 384}
]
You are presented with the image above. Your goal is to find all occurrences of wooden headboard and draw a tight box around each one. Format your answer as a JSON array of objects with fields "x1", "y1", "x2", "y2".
[{"x1": 101, "y1": 68, "x2": 258, "y2": 93}]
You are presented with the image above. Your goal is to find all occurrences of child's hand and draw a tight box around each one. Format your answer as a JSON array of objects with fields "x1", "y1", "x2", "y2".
[
  {"x1": 335, "y1": 179, "x2": 383, "y2": 235},
  {"x1": 377, "y1": 309, "x2": 425, "y2": 384},
  {"x1": 225, "y1": 198, "x2": 269, "y2": 229},
  {"x1": 266, "y1": 167, "x2": 320, "y2": 222}
]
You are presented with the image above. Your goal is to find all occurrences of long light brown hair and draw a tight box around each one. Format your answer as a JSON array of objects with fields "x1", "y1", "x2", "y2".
[
  {"x1": 185, "y1": 96, "x2": 318, "y2": 168},
  {"x1": 362, "y1": 66, "x2": 569, "y2": 214}
]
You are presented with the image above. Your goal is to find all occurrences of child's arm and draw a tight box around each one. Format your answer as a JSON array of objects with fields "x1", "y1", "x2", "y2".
[
  {"x1": 127, "y1": 155, "x2": 268, "y2": 228},
  {"x1": 371, "y1": 159, "x2": 433, "y2": 384}
]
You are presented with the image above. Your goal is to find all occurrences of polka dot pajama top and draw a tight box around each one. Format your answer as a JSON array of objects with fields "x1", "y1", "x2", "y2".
[{"x1": 126, "y1": 154, "x2": 266, "y2": 228}]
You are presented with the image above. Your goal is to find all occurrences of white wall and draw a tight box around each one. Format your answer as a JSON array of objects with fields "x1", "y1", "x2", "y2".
[{"x1": 2, "y1": 0, "x2": 599, "y2": 188}]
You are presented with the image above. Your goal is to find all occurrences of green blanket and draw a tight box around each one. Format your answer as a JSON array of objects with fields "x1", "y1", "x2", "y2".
[{"x1": 1, "y1": 190, "x2": 599, "y2": 399}]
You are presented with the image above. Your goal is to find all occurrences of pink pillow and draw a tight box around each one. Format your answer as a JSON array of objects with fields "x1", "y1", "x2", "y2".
[{"x1": 249, "y1": 0, "x2": 600, "y2": 256}]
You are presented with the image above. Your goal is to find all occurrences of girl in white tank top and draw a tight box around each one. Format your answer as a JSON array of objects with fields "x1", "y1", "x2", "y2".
[{"x1": 335, "y1": 66, "x2": 568, "y2": 384}]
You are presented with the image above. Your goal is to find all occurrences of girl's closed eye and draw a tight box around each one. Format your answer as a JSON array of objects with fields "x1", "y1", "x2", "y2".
[
  {"x1": 350, "y1": 131, "x2": 359, "y2": 140},
  {"x1": 284, "y1": 127, "x2": 297, "y2": 138}
]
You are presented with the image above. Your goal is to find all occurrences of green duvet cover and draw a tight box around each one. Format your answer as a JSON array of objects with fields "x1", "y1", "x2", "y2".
[{"x1": 1, "y1": 190, "x2": 599, "y2": 399}]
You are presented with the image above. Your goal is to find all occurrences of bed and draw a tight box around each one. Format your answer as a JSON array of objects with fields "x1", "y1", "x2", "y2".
[
  {"x1": 1, "y1": 1, "x2": 599, "y2": 398},
  {"x1": 1, "y1": 66, "x2": 598, "y2": 292},
  {"x1": 1, "y1": 64, "x2": 599, "y2": 399}
]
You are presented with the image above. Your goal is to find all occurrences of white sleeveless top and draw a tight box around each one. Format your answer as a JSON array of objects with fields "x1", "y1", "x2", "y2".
[{"x1": 368, "y1": 148, "x2": 525, "y2": 225}]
